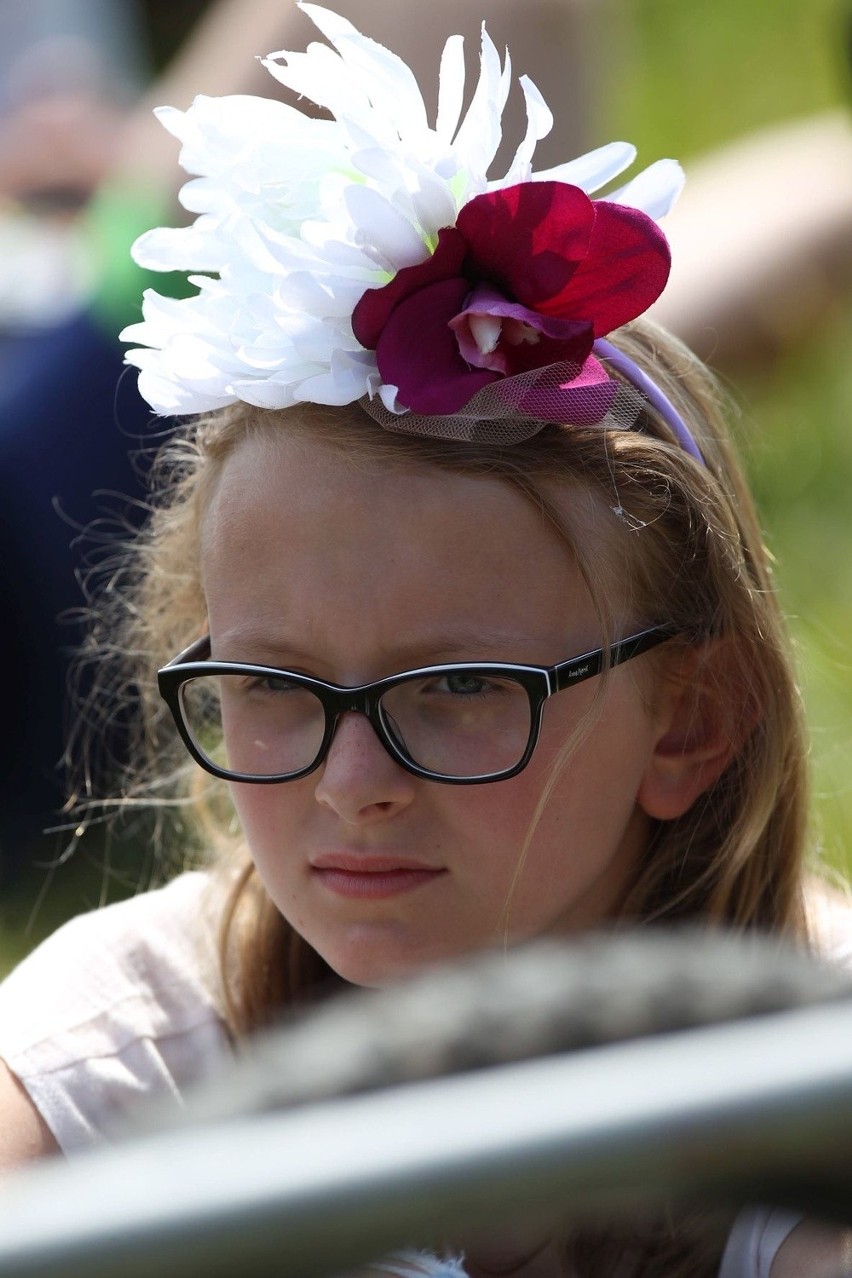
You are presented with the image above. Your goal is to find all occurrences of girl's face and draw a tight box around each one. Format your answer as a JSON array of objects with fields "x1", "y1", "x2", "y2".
[{"x1": 201, "y1": 431, "x2": 669, "y2": 986}]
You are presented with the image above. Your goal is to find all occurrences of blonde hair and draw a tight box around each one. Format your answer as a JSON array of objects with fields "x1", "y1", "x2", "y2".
[{"x1": 79, "y1": 317, "x2": 811, "y2": 1277}]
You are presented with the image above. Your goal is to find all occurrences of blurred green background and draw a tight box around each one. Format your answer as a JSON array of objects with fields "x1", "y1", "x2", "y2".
[
  {"x1": 609, "y1": 0, "x2": 852, "y2": 884},
  {"x1": 2, "y1": 0, "x2": 851, "y2": 975}
]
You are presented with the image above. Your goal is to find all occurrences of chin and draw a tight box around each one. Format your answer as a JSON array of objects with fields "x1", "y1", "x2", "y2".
[{"x1": 315, "y1": 926, "x2": 457, "y2": 989}]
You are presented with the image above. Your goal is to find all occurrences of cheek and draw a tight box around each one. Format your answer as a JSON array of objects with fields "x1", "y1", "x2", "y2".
[
  {"x1": 437, "y1": 776, "x2": 541, "y2": 852},
  {"x1": 228, "y1": 781, "x2": 320, "y2": 936},
  {"x1": 515, "y1": 686, "x2": 658, "y2": 870},
  {"x1": 539, "y1": 677, "x2": 657, "y2": 796},
  {"x1": 227, "y1": 782, "x2": 300, "y2": 877},
  {"x1": 448, "y1": 689, "x2": 606, "y2": 842}
]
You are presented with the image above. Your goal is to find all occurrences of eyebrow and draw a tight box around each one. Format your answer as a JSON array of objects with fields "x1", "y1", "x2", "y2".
[
  {"x1": 392, "y1": 628, "x2": 555, "y2": 664},
  {"x1": 212, "y1": 625, "x2": 557, "y2": 669}
]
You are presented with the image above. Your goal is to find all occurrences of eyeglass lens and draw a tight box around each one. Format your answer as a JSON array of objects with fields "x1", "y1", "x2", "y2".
[{"x1": 178, "y1": 670, "x2": 534, "y2": 779}]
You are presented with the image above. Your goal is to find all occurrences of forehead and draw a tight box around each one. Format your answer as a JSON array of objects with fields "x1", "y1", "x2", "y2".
[{"x1": 200, "y1": 431, "x2": 604, "y2": 666}]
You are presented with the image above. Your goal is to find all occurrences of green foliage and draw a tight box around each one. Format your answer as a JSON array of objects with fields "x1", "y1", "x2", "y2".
[
  {"x1": 734, "y1": 303, "x2": 852, "y2": 877},
  {"x1": 0, "y1": 820, "x2": 165, "y2": 977},
  {"x1": 608, "y1": 0, "x2": 849, "y2": 160}
]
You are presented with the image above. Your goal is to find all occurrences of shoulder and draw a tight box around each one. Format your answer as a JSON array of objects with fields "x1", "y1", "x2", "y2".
[
  {"x1": 0, "y1": 871, "x2": 224, "y2": 1053},
  {"x1": 0, "y1": 871, "x2": 233, "y2": 1157},
  {"x1": 722, "y1": 1209, "x2": 852, "y2": 1278}
]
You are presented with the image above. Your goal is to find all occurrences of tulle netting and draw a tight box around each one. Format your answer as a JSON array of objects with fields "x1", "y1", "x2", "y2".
[{"x1": 358, "y1": 360, "x2": 648, "y2": 446}]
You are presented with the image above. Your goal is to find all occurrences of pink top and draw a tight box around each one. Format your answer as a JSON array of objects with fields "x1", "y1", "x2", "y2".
[{"x1": 0, "y1": 872, "x2": 230, "y2": 1148}]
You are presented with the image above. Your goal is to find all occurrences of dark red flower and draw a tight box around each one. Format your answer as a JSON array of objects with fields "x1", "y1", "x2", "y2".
[{"x1": 351, "y1": 181, "x2": 671, "y2": 416}]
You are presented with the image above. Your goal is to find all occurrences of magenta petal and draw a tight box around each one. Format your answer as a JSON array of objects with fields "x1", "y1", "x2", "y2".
[
  {"x1": 457, "y1": 182, "x2": 595, "y2": 309},
  {"x1": 559, "y1": 354, "x2": 613, "y2": 391},
  {"x1": 352, "y1": 226, "x2": 467, "y2": 350},
  {"x1": 513, "y1": 355, "x2": 619, "y2": 425},
  {"x1": 501, "y1": 328, "x2": 593, "y2": 377},
  {"x1": 537, "y1": 200, "x2": 671, "y2": 334},
  {"x1": 375, "y1": 276, "x2": 498, "y2": 414}
]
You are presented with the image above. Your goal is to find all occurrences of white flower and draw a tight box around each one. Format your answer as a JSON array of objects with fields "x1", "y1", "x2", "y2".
[{"x1": 121, "y1": 2, "x2": 684, "y2": 417}]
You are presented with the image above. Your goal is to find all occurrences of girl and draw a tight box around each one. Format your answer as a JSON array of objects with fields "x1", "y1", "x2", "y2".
[{"x1": 0, "y1": 6, "x2": 849, "y2": 1274}]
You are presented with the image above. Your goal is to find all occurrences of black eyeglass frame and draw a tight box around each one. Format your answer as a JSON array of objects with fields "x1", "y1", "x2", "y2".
[{"x1": 157, "y1": 626, "x2": 675, "y2": 787}]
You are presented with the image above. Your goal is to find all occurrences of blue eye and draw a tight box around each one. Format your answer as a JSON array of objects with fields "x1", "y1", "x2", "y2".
[
  {"x1": 442, "y1": 673, "x2": 491, "y2": 696},
  {"x1": 430, "y1": 673, "x2": 516, "y2": 698},
  {"x1": 242, "y1": 675, "x2": 301, "y2": 696}
]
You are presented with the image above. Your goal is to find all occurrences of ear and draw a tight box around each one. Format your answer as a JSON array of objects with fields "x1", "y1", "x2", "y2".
[{"x1": 637, "y1": 639, "x2": 757, "y2": 822}]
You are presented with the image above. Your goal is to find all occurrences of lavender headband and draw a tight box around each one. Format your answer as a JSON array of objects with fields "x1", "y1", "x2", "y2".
[{"x1": 121, "y1": 2, "x2": 704, "y2": 466}]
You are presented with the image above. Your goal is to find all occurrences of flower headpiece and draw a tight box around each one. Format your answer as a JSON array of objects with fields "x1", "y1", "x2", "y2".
[{"x1": 121, "y1": 3, "x2": 702, "y2": 461}]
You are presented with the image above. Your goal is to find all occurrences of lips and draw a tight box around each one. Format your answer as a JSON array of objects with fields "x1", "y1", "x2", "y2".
[{"x1": 310, "y1": 852, "x2": 446, "y2": 900}]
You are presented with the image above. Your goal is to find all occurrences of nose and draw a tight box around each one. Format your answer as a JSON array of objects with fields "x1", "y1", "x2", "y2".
[{"x1": 313, "y1": 711, "x2": 417, "y2": 824}]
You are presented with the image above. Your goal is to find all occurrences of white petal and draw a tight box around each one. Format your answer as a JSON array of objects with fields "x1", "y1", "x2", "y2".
[
  {"x1": 436, "y1": 35, "x2": 465, "y2": 143},
  {"x1": 344, "y1": 184, "x2": 428, "y2": 270},
  {"x1": 292, "y1": 321, "x2": 347, "y2": 363},
  {"x1": 408, "y1": 166, "x2": 459, "y2": 236},
  {"x1": 230, "y1": 376, "x2": 302, "y2": 410},
  {"x1": 531, "y1": 141, "x2": 637, "y2": 192},
  {"x1": 300, "y1": 219, "x2": 376, "y2": 270},
  {"x1": 300, "y1": 3, "x2": 429, "y2": 136},
  {"x1": 168, "y1": 95, "x2": 304, "y2": 179},
  {"x1": 232, "y1": 321, "x2": 292, "y2": 367},
  {"x1": 131, "y1": 222, "x2": 222, "y2": 272},
  {"x1": 349, "y1": 145, "x2": 415, "y2": 187},
  {"x1": 501, "y1": 74, "x2": 553, "y2": 184},
  {"x1": 294, "y1": 360, "x2": 373, "y2": 405},
  {"x1": 282, "y1": 271, "x2": 357, "y2": 318},
  {"x1": 341, "y1": 36, "x2": 429, "y2": 136},
  {"x1": 608, "y1": 158, "x2": 685, "y2": 220},
  {"x1": 499, "y1": 43, "x2": 512, "y2": 114},
  {"x1": 352, "y1": 148, "x2": 457, "y2": 234},
  {"x1": 296, "y1": 3, "x2": 360, "y2": 42},
  {"x1": 168, "y1": 333, "x2": 238, "y2": 380},
  {"x1": 452, "y1": 27, "x2": 508, "y2": 178},
  {"x1": 126, "y1": 345, "x2": 236, "y2": 417},
  {"x1": 254, "y1": 222, "x2": 328, "y2": 267},
  {"x1": 264, "y1": 44, "x2": 368, "y2": 130},
  {"x1": 178, "y1": 176, "x2": 231, "y2": 217},
  {"x1": 151, "y1": 104, "x2": 186, "y2": 142},
  {"x1": 122, "y1": 345, "x2": 156, "y2": 372},
  {"x1": 139, "y1": 369, "x2": 231, "y2": 417},
  {"x1": 127, "y1": 288, "x2": 196, "y2": 335},
  {"x1": 234, "y1": 216, "x2": 301, "y2": 275},
  {"x1": 349, "y1": 147, "x2": 416, "y2": 202},
  {"x1": 378, "y1": 382, "x2": 404, "y2": 413},
  {"x1": 187, "y1": 273, "x2": 223, "y2": 293}
]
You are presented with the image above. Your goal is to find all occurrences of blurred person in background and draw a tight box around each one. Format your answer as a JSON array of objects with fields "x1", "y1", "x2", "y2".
[
  {"x1": 0, "y1": 0, "x2": 151, "y2": 878},
  {"x1": 0, "y1": 0, "x2": 147, "y2": 211}
]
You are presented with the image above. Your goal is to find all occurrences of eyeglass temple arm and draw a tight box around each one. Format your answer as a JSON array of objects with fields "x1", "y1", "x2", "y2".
[
  {"x1": 164, "y1": 634, "x2": 212, "y2": 668},
  {"x1": 551, "y1": 627, "x2": 674, "y2": 693}
]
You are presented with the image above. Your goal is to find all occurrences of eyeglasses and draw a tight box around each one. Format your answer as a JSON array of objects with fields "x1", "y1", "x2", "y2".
[{"x1": 157, "y1": 627, "x2": 673, "y2": 787}]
